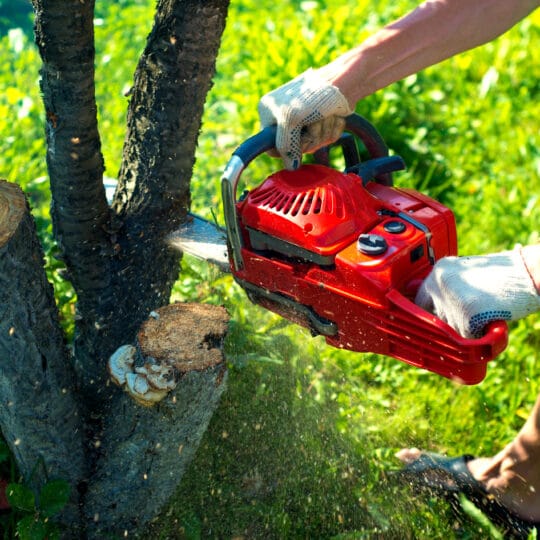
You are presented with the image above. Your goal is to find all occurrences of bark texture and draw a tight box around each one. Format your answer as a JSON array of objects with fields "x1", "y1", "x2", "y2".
[
  {"x1": 32, "y1": 0, "x2": 232, "y2": 403},
  {"x1": 85, "y1": 303, "x2": 228, "y2": 536},
  {"x1": 102, "y1": 0, "x2": 231, "y2": 352},
  {"x1": 32, "y1": 0, "x2": 111, "y2": 316},
  {"x1": 0, "y1": 183, "x2": 230, "y2": 535},
  {"x1": 0, "y1": 181, "x2": 86, "y2": 526},
  {"x1": 86, "y1": 368, "x2": 227, "y2": 537},
  {"x1": 31, "y1": 0, "x2": 114, "y2": 402},
  {"x1": 4, "y1": 0, "x2": 234, "y2": 535},
  {"x1": 30, "y1": 0, "x2": 230, "y2": 399}
]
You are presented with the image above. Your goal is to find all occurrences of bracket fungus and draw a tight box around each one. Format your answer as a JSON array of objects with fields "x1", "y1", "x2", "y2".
[{"x1": 108, "y1": 303, "x2": 229, "y2": 406}]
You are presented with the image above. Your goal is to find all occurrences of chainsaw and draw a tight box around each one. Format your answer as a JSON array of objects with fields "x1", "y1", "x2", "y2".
[{"x1": 172, "y1": 114, "x2": 508, "y2": 384}]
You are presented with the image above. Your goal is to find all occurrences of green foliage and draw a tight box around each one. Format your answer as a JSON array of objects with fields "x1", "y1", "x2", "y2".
[
  {"x1": 93, "y1": 1, "x2": 155, "y2": 177},
  {"x1": 0, "y1": 0, "x2": 33, "y2": 36},
  {"x1": 1, "y1": 433, "x2": 70, "y2": 539},
  {"x1": 3, "y1": 478, "x2": 70, "y2": 540},
  {"x1": 2, "y1": 0, "x2": 539, "y2": 538}
]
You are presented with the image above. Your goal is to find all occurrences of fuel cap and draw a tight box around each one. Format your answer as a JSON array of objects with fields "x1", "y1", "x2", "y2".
[
  {"x1": 384, "y1": 220, "x2": 406, "y2": 234},
  {"x1": 357, "y1": 234, "x2": 388, "y2": 255}
]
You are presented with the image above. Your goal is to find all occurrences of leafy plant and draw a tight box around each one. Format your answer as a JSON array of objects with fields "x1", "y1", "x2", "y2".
[{"x1": 2, "y1": 478, "x2": 70, "y2": 540}]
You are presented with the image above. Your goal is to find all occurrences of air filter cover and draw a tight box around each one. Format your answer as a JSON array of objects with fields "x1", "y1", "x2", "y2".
[{"x1": 239, "y1": 164, "x2": 380, "y2": 258}]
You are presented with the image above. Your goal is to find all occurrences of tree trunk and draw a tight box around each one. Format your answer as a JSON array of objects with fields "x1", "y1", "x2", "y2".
[
  {"x1": 31, "y1": 0, "x2": 231, "y2": 404},
  {"x1": 0, "y1": 183, "x2": 230, "y2": 536},
  {"x1": 0, "y1": 180, "x2": 86, "y2": 526},
  {"x1": 102, "y1": 0, "x2": 232, "y2": 356},
  {"x1": 0, "y1": 0, "x2": 234, "y2": 535},
  {"x1": 85, "y1": 304, "x2": 229, "y2": 536}
]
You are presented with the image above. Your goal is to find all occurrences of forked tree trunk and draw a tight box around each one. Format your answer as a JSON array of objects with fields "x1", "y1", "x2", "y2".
[
  {"x1": 31, "y1": 0, "x2": 231, "y2": 401},
  {"x1": 0, "y1": 0, "x2": 232, "y2": 536},
  {"x1": 0, "y1": 180, "x2": 229, "y2": 536}
]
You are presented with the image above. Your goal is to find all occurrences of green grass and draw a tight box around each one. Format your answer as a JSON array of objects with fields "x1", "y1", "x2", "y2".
[{"x1": 2, "y1": 0, "x2": 540, "y2": 537}]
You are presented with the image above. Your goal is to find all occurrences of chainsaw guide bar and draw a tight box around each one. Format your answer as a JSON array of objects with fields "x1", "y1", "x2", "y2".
[{"x1": 169, "y1": 214, "x2": 229, "y2": 273}]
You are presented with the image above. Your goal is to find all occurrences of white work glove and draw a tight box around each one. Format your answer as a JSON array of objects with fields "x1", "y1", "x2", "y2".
[
  {"x1": 258, "y1": 68, "x2": 353, "y2": 170},
  {"x1": 415, "y1": 249, "x2": 540, "y2": 338}
]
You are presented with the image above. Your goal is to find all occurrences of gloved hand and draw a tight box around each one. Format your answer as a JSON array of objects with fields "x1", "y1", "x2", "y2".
[
  {"x1": 415, "y1": 248, "x2": 540, "y2": 338},
  {"x1": 258, "y1": 68, "x2": 353, "y2": 170}
]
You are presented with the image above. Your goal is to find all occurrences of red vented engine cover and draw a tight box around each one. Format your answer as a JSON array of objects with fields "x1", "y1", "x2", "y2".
[
  {"x1": 222, "y1": 115, "x2": 508, "y2": 384},
  {"x1": 240, "y1": 165, "x2": 380, "y2": 264}
]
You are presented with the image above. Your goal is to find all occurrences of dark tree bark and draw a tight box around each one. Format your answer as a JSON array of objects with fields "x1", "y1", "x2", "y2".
[
  {"x1": 0, "y1": 181, "x2": 86, "y2": 527},
  {"x1": 31, "y1": 0, "x2": 114, "y2": 402},
  {"x1": 85, "y1": 303, "x2": 228, "y2": 536},
  {"x1": 0, "y1": 0, "x2": 232, "y2": 536},
  {"x1": 98, "y1": 0, "x2": 231, "y2": 399},
  {"x1": 32, "y1": 0, "x2": 231, "y2": 404},
  {"x1": 105, "y1": 0, "x2": 231, "y2": 350}
]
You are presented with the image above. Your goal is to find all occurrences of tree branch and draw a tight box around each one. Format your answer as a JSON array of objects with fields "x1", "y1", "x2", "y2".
[
  {"x1": 31, "y1": 0, "x2": 119, "y2": 396},
  {"x1": 72, "y1": 0, "x2": 231, "y2": 397},
  {"x1": 115, "y1": 0, "x2": 230, "y2": 228},
  {"x1": 0, "y1": 180, "x2": 86, "y2": 529},
  {"x1": 32, "y1": 0, "x2": 111, "y2": 301},
  {"x1": 84, "y1": 303, "x2": 229, "y2": 537}
]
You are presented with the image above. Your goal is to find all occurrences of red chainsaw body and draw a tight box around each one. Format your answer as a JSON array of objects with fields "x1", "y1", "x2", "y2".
[{"x1": 231, "y1": 164, "x2": 508, "y2": 384}]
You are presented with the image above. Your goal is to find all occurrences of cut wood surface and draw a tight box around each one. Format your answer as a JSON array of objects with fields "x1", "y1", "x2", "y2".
[
  {"x1": 0, "y1": 180, "x2": 27, "y2": 246},
  {"x1": 109, "y1": 302, "x2": 230, "y2": 405},
  {"x1": 138, "y1": 302, "x2": 229, "y2": 371}
]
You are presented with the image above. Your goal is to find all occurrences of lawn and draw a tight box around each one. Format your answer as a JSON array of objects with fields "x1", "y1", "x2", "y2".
[{"x1": 1, "y1": 0, "x2": 539, "y2": 537}]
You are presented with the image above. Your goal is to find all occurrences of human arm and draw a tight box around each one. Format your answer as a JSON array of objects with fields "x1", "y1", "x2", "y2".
[
  {"x1": 322, "y1": 0, "x2": 540, "y2": 104},
  {"x1": 415, "y1": 245, "x2": 540, "y2": 339},
  {"x1": 259, "y1": 0, "x2": 540, "y2": 168}
]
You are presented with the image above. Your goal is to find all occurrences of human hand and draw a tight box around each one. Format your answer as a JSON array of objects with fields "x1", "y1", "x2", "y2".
[
  {"x1": 257, "y1": 68, "x2": 353, "y2": 170},
  {"x1": 415, "y1": 249, "x2": 540, "y2": 338}
]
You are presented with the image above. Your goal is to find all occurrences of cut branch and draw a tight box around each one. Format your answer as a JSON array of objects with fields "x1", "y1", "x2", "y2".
[
  {"x1": 85, "y1": 303, "x2": 229, "y2": 537},
  {"x1": 0, "y1": 180, "x2": 86, "y2": 528}
]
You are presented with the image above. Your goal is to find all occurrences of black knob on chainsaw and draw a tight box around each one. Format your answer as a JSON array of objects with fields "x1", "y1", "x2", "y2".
[{"x1": 357, "y1": 234, "x2": 388, "y2": 256}]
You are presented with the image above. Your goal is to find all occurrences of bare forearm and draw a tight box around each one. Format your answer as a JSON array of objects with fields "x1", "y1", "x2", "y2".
[{"x1": 320, "y1": 0, "x2": 539, "y2": 105}]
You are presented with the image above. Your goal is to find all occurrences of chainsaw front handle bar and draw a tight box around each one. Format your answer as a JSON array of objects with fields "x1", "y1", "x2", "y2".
[{"x1": 222, "y1": 113, "x2": 392, "y2": 271}]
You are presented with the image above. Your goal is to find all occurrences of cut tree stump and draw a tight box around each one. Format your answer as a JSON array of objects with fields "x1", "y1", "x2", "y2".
[{"x1": 85, "y1": 302, "x2": 229, "y2": 537}]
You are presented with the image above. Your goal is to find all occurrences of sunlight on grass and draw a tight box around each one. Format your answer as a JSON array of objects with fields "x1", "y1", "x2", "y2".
[{"x1": 2, "y1": 0, "x2": 539, "y2": 536}]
